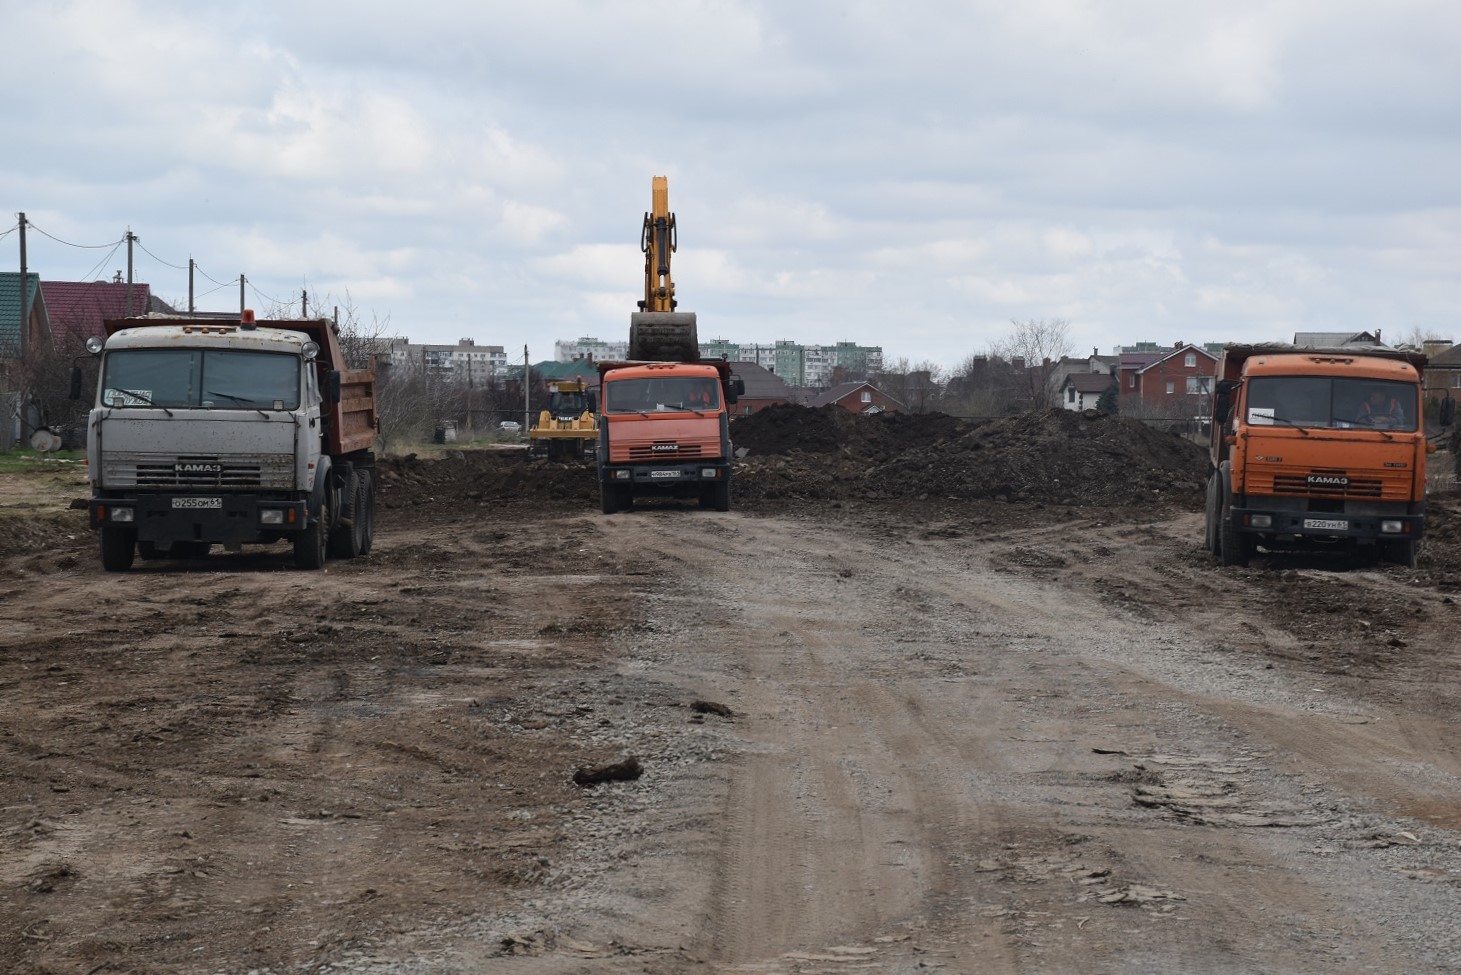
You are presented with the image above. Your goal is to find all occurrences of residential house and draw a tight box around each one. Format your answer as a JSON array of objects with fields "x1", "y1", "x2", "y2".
[
  {"x1": 1423, "y1": 342, "x2": 1461, "y2": 401},
  {"x1": 40, "y1": 279, "x2": 159, "y2": 352},
  {"x1": 808, "y1": 381, "x2": 904, "y2": 414},
  {"x1": 1131, "y1": 343, "x2": 1219, "y2": 417},
  {"x1": 726, "y1": 361, "x2": 795, "y2": 418},
  {"x1": 1060, "y1": 372, "x2": 1116, "y2": 412},
  {"x1": 1115, "y1": 349, "x2": 1164, "y2": 405},
  {"x1": 1293, "y1": 331, "x2": 1383, "y2": 348},
  {"x1": 0, "y1": 272, "x2": 55, "y2": 449}
]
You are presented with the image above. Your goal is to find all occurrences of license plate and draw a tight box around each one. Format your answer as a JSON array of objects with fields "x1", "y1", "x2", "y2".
[
  {"x1": 649, "y1": 470, "x2": 681, "y2": 479},
  {"x1": 173, "y1": 497, "x2": 222, "y2": 509},
  {"x1": 1303, "y1": 518, "x2": 1347, "y2": 531}
]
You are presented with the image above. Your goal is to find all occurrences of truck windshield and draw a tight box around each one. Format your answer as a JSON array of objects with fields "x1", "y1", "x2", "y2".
[
  {"x1": 102, "y1": 349, "x2": 300, "y2": 410},
  {"x1": 1245, "y1": 376, "x2": 1417, "y2": 432},
  {"x1": 604, "y1": 377, "x2": 721, "y2": 413}
]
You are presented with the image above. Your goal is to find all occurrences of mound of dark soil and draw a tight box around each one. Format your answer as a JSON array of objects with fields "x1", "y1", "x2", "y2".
[{"x1": 733, "y1": 407, "x2": 1210, "y2": 509}]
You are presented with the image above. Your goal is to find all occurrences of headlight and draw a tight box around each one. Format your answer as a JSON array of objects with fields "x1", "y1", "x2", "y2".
[
  {"x1": 1380, "y1": 520, "x2": 1404, "y2": 534},
  {"x1": 261, "y1": 509, "x2": 285, "y2": 525},
  {"x1": 1248, "y1": 514, "x2": 1272, "y2": 529},
  {"x1": 613, "y1": 470, "x2": 632, "y2": 481},
  {"x1": 701, "y1": 468, "x2": 718, "y2": 479},
  {"x1": 110, "y1": 507, "x2": 135, "y2": 523}
]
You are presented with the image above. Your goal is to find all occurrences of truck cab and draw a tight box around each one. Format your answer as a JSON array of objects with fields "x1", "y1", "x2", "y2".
[{"x1": 81, "y1": 313, "x2": 377, "y2": 571}]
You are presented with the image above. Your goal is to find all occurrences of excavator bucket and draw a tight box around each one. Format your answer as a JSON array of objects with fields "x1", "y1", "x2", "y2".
[{"x1": 629, "y1": 312, "x2": 699, "y2": 362}]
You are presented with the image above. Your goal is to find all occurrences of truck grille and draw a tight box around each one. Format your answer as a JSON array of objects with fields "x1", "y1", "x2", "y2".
[
  {"x1": 1270, "y1": 473, "x2": 1385, "y2": 499},
  {"x1": 102, "y1": 452, "x2": 295, "y2": 490},
  {"x1": 628, "y1": 443, "x2": 705, "y2": 462}
]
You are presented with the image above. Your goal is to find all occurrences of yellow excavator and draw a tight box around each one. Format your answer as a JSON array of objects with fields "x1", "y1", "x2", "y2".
[
  {"x1": 629, "y1": 176, "x2": 700, "y2": 361},
  {"x1": 528, "y1": 378, "x2": 598, "y2": 461}
]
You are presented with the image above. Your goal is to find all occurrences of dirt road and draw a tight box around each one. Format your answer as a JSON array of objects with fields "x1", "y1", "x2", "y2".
[{"x1": 4, "y1": 461, "x2": 1461, "y2": 974}]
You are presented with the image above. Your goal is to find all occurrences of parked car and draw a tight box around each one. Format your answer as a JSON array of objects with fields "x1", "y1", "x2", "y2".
[{"x1": 498, "y1": 420, "x2": 522, "y2": 433}]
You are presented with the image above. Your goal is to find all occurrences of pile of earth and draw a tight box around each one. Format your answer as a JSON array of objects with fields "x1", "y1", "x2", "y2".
[
  {"x1": 375, "y1": 450, "x2": 596, "y2": 513},
  {"x1": 370, "y1": 407, "x2": 1210, "y2": 514},
  {"x1": 732, "y1": 405, "x2": 1211, "y2": 509}
]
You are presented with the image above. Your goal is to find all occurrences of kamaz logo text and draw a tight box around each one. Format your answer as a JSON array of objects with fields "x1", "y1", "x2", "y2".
[
  {"x1": 650, "y1": 444, "x2": 679, "y2": 452},
  {"x1": 1306, "y1": 474, "x2": 1348, "y2": 487},
  {"x1": 175, "y1": 462, "x2": 222, "y2": 473}
]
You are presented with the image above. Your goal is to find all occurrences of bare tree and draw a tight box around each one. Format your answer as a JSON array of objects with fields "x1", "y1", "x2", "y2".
[
  {"x1": 944, "y1": 352, "x2": 1022, "y2": 416},
  {"x1": 872, "y1": 358, "x2": 946, "y2": 413},
  {"x1": 990, "y1": 318, "x2": 1073, "y2": 410}
]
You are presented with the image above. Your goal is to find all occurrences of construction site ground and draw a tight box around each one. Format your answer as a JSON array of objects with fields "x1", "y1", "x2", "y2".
[{"x1": 3, "y1": 408, "x2": 1461, "y2": 975}]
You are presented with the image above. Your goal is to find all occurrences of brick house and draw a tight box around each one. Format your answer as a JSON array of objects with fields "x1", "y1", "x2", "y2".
[
  {"x1": 808, "y1": 381, "x2": 904, "y2": 414},
  {"x1": 1130, "y1": 343, "x2": 1218, "y2": 417},
  {"x1": 726, "y1": 361, "x2": 796, "y2": 418}
]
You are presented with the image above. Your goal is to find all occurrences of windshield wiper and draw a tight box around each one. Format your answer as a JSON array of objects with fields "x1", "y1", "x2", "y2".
[
  {"x1": 1265, "y1": 413, "x2": 1311, "y2": 435},
  {"x1": 206, "y1": 390, "x2": 270, "y2": 419},
  {"x1": 112, "y1": 388, "x2": 173, "y2": 417}
]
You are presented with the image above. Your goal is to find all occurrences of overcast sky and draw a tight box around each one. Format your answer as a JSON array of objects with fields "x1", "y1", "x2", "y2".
[{"x1": 5, "y1": 0, "x2": 1460, "y2": 370}]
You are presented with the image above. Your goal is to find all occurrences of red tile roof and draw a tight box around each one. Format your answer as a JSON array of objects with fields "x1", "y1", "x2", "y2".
[{"x1": 39, "y1": 280, "x2": 155, "y2": 349}]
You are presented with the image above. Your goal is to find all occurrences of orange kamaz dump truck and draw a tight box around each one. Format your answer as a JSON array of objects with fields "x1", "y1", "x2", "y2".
[
  {"x1": 595, "y1": 358, "x2": 742, "y2": 513},
  {"x1": 1204, "y1": 343, "x2": 1431, "y2": 567}
]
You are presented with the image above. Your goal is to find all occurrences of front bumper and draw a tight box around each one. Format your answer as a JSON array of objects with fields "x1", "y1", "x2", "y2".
[
  {"x1": 600, "y1": 461, "x2": 730, "y2": 495},
  {"x1": 90, "y1": 493, "x2": 308, "y2": 545},
  {"x1": 1229, "y1": 503, "x2": 1425, "y2": 542}
]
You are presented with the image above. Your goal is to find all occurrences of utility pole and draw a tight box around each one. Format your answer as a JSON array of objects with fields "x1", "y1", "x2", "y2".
[
  {"x1": 17, "y1": 212, "x2": 28, "y2": 363},
  {"x1": 523, "y1": 345, "x2": 530, "y2": 432},
  {"x1": 188, "y1": 258, "x2": 195, "y2": 313},
  {"x1": 239, "y1": 274, "x2": 246, "y2": 316},
  {"x1": 301, "y1": 290, "x2": 308, "y2": 319},
  {"x1": 125, "y1": 229, "x2": 136, "y2": 316}
]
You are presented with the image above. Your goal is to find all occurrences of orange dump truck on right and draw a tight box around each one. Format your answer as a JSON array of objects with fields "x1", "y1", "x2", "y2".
[{"x1": 1205, "y1": 343, "x2": 1432, "y2": 568}]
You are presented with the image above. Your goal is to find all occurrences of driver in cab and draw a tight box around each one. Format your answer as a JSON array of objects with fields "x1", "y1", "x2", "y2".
[{"x1": 1359, "y1": 387, "x2": 1405, "y2": 428}]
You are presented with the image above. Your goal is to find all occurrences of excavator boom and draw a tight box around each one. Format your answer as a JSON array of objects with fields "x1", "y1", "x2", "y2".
[{"x1": 628, "y1": 175, "x2": 699, "y2": 361}]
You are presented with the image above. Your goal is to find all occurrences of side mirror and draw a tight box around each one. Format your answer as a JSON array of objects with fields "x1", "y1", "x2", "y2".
[
  {"x1": 726, "y1": 375, "x2": 745, "y2": 405},
  {"x1": 1215, "y1": 379, "x2": 1239, "y2": 395},
  {"x1": 327, "y1": 370, "x2": 342, "y2": 405},
  {"x1": 68, "y1": 366, "x2": 83, "y2": 401},
  {"x1": 587, "y1": 391, "x2": 598, "y2": 414}
]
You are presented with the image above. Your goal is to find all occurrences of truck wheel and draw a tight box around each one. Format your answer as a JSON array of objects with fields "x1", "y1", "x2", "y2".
[
  {"x1": 600, "y1": 482, "x2": 621, "y2": 515},
  {"x1": 358, "y1": 472, "x2": 376, "y2": 556},
  {"x1": 712, "y1": 478, "x2": 731, "y2": 512},
  {"x1": 1382, "y1": 538, "x2": 1418, "y2": 569},
  {"x1": 101, "y1": 526, "x2": 136, "y2": 572},
  {"x1": 1217, "y1": 480, "x2": 1251, "y2": 568},
  {"x1": 293, "y1": 494, "x2": 330, "y2": 570},
  {"x1": 1203, "y1": 472, "x2": 1220, "y2": 554},
  {"x1": 329, "y1": 470, "x2": 362, "y2": 558}
]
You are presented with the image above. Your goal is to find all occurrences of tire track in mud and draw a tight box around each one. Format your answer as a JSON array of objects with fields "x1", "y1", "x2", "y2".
[{"x1": 591, "y1": 511, "x2": 1461, "y2": 974}]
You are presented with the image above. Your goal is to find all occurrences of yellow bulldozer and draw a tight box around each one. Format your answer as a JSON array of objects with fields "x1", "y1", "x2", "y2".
[{"x1": 528, "y1": 378, "x2": 598, "y2": 461}]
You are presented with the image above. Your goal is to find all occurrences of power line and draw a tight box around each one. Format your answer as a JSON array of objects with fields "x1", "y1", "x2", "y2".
[
  {"x1": 195, "y1": 279, "x2": 240, "y2": 299},
  {"x1": 194, "y1": 262, "x2": 237, "y2": 288},
  {"x1": 134, "y1": 238, "x2": 190, "y2": 271},
  {"x1": 247, "y1": 280, "x2": 293, "y2": 308},
  {"x1": 26, "y1": 221, "x2": 125, "y2": 249},
  {"x1": 0, "y1": 223, "x2": 17, "y2": 242}
]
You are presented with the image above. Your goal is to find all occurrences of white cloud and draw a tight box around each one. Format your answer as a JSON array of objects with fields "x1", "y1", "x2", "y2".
[{"x1": 4, "y1": 0, "x2": 1459, "y2": 371}]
